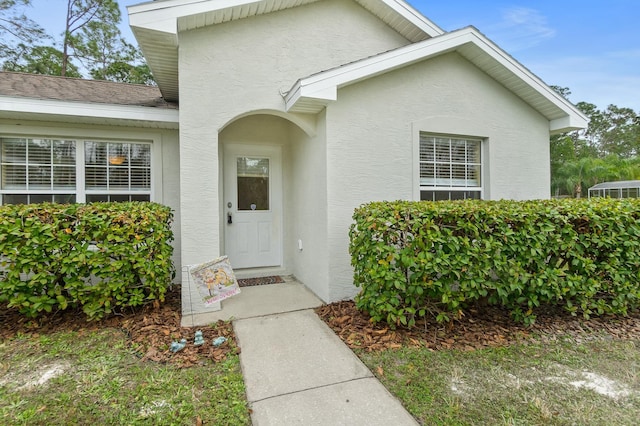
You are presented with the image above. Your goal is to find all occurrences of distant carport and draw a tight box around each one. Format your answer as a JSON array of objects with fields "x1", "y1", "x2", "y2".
[{"x1": 588, "y1": 180, "x2": 640, "y2": 198}]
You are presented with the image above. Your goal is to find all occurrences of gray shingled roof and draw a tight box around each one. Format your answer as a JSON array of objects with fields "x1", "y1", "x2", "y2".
[{"x1": 0, "y1": 71, "x2": 177, "y2": 109}]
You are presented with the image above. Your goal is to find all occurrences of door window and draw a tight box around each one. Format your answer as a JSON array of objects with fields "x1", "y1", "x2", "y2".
[{"x1": 237, "y1": 157, "x2": 269, "y2": 210}]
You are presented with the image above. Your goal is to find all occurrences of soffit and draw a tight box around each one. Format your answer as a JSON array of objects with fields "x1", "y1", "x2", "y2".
[
  {"x1": 128, "y1": 0, "x2": 443, "y2": 102},
  {"x1": 175, "y1": 0, "x2": 441, "y2": 41},
  {"x1": 130, "y1": 27, "x2": 180, "y2": 101}
]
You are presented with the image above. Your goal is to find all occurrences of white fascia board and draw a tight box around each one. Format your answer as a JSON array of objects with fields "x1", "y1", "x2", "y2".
[
  {"x1": 284, "y1": 81, "x2": 336, "y2": 111},
  {"x1": 550, "y1": 115, "x2": 589, "y2": 134},
  {"x1": 129, "y1": 0, "x2": 443, "y2": 36},
  {"x1": 382, "y1": 0, "x2": 444, "y2": 37},
  {"x1": 284, "y1": 29, "x2": 473, "y2": 110},
  {"x1": 0, "y1": 96, "x2": 179, "y2": 125},
  {"x1": 286, "y1": 26, "x2": 588, "y2": 130},
  {"x1": 129, "y1": 0, "x2": 254, "y2": 33}
]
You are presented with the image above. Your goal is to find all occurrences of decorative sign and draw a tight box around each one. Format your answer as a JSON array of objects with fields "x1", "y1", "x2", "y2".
[{"x1": 189, "y1": 256, "x2": 241, "y2": 306}]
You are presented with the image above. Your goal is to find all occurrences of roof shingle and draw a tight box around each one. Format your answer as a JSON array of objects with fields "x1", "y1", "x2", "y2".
[{"x1": 0, "y1": 72, "x2": 177, "y2": 109}]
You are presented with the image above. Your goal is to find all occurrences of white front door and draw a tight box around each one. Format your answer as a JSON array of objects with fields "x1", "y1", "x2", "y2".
[{"x1": 223, "y1": 144, "x2": 282, "y2": 269}]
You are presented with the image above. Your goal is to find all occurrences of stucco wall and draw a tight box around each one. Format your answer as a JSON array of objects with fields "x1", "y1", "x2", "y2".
[
  {"x1": 216, "y1": 113, "x2": 330, "y2": 301},
  {"x1": 288, "y1": 111, "x2": 330, "y2": 301},
  {"x1": 0, "y1": 118, "x2": 182, "y2": 278},
  {"x1": 177, "y1": 0, "x2": 413, "y2": 305},
  {"x1": 177, "y1": 1, "x2": 553, "y2": 305},
  {"x1": 324, "y1": 52, "x2": 551, "y2": 301}
]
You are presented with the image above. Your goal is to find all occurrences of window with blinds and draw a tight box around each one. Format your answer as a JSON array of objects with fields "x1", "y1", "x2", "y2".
[
  {"x1": 419, "y1": 134, "x2": 482, "y2": 201},
  {"x1": 85, "y1": 141, "x2": 151, "y2": 202},
  {"x1": 0, "y1": 137, "x2": 152, "y2": 204},
  {"x1": 0, "y1": 137, "x2": 77, "y2": 203}
]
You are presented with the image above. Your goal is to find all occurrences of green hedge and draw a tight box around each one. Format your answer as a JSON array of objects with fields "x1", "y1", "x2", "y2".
[
  {"x1": 350, "y1": 199, "x2": 640, "y2": 327},
  {"x1": 0, "y1": 202, "x2": 175, "y2": 320}
]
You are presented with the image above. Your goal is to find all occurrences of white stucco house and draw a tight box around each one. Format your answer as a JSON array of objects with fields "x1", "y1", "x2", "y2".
[{"x1": 0, "y1": 0, "x2": 587, "y2": 317}]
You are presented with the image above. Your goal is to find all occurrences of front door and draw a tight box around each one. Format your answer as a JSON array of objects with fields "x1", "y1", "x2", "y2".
[{"x1": 223, "y1": 144, "x2": 282, "y2": 268}]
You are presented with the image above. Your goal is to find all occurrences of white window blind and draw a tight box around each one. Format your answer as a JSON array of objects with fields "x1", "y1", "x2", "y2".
[
  {"x1": 420, "y1": 135, "x2": 481, "y2": 188},
  {"x1": 84, "y1": 141, "x2": 151, "y2": 202},
  {"x1": 1, "y1": 137, "x2": 152, "y2": 205},
  {"x1": 419, "y1": 133, "x2": 482, "y2": 201}
]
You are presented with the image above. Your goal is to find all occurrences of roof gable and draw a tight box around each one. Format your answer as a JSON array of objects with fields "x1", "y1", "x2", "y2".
[
  {"x1": 284, "y1": 27, "x2": 588, "y2": 133},
  {"x1": 130, "y1": 0, "x2": 442, "y2": 39},
  {"x1": 128, "y1": 0, "x2": 444, "y2": 101}
]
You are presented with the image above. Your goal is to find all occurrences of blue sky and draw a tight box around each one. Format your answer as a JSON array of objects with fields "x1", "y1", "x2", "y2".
[
  {"x1": 418, "y1": 0, "x2": 640, "y2": 112},
  {"x1": 28, "y1": 0, "x2": 640, "y2": 112}
]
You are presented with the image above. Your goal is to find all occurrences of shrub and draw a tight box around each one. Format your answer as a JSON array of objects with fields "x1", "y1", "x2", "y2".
[
  {"x1": 0, "y1": 202, "x2": 175, "y2": 320},
  {"x1": 350, "y1": 199, "x2": 640, "y2": 327}
]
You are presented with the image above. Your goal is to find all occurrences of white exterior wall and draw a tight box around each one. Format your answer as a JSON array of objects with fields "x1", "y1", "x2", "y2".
[
  {"x1": 288, "y1": 111, "x2": 330, "y2": 301},
  {"x1": 325, "y1": 52, "x2": 550, "y2": 301},
  {"x1": 178, "y1": 0, "x2": 412, "y2": 308},
  {"x1": 0, "y1": 118, "x2": 182, "y2": 277},
  {"x1": 218, "y1": 114, "x2": 330, "y2": 301}
]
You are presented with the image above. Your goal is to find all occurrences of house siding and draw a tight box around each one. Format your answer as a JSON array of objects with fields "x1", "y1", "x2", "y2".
[{"x1": 325, "y1": 52, "x2": 550, "y2": 301}]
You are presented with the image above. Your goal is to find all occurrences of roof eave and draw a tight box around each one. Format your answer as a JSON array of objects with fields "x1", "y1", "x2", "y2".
[
  {"x1": 127, "y1": 0, "x2": 442, "y2": 101},
  {"x1": 550, "y1": 115, "x2": 589, "y2": 134},
  {"x1": 285, "y1": 27, "x2": 588, "y2": 133},
  {"x1": 0, "y1": 96, "x2": 180, "y2": 129}
]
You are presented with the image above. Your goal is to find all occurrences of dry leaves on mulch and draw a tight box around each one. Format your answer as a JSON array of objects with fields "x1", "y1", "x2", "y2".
[
  {"x1": 0, "y1": 286, "x2": 238, "y2": 368},
  {"x1": 315, "y1": 301, "x2": 640, "y2": 352},
  {"x1": 4, "y1": 284, "x2": 640, "y2": 366}
]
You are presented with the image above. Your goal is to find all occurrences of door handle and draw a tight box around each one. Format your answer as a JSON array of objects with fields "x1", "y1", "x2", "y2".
[{"x1": 227, "y1": 212, "x2": 233, "y2": 224}]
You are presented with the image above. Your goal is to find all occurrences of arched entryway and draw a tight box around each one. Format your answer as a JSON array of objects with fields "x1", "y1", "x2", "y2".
[{"x1": 219, "y1": 111, "x2": 315, "y2": 273}]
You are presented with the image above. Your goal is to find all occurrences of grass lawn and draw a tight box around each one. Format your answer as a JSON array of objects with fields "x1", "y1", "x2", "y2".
[
  {"x1": 359, "y1": 336, "x2": 640, "y2": 425},
  {"x1": 0, "y1": 329, "x2": 250, "y2": 425},
  {"x1": 3, "y1": 303, "x2": 639, "y2": 426}
]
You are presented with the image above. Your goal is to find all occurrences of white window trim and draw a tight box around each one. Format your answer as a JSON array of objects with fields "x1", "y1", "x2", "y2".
[
  {"x1": 79, "y1": 140, "x2": 153, "y2": 203},
  {"x1": 412, "y1": 130, "x2": 485, "y2": 200},
  {"x1": 0, "y1": 125, "x2": 163, "y2": 205}
]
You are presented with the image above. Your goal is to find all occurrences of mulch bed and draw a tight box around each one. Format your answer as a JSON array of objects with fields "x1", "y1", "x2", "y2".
[
  {"x1": 315, "y1": 301, "x2": 640, "y2": 352},
  {"x1": 0, "y1": 286, "x2": 239, "y2": 368},
  {"x1": 3, "y1": 285, "x2": 640, "y2": 368}
]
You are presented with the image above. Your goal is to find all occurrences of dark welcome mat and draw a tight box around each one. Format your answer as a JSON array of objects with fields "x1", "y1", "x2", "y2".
[{"x1": 237, "y1": 275, "x2": 285, "y2": 287}]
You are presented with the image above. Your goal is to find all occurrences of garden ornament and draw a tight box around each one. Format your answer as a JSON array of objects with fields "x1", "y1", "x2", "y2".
[
  {"x1": 170, "y1": 338, "x2": 187, "y2": 353},
  {"x1": 194, "y1": 330, "x2": 205, "y2": 346},
  {"x1": 212, "y1": 336, "x2": 227, "y2": 347}
]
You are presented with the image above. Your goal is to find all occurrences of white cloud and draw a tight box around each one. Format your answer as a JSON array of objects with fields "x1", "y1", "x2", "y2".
[{"x1": 486, "y1": 7, "x2": 556, "y2": 52}]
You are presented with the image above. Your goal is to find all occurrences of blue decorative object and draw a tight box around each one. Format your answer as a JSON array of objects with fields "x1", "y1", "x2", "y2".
[
  {"x1": 194, "y1": 330, "x2": 205, "y2": 346},
  {"x1": 212, "y1": 336, "x2": 227, "y2": 347},
  {"x1": 170, "y1": 338, "x2": 187, "y2": 353}
]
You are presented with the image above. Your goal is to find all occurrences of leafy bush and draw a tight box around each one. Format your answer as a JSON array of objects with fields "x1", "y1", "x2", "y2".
[
  {"x1": 350, "y1": 199, "x2": 640, "y2": 327},
  {"x1": 0, "y1": 202, "x2": 175, "y2": 320}
]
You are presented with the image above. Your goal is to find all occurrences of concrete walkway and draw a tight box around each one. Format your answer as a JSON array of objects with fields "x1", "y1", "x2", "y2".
[{"x1": 225, "y1": 282, "x2": 418, "y2": 425}]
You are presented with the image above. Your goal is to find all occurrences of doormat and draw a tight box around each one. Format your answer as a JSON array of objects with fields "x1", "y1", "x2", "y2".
[{"x1": 237, "y1": 276, "x2": 285, "y2": 287}]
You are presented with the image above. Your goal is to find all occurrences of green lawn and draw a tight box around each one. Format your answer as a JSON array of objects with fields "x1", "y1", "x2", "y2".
[
  {"x1": 0, "y1": 329, "x2": 250, "y2": 425},
  {"x1": 3, "y1": 317, "x2": 639, "y2": 425},
  {"x1": 359, "y1": 336, "x2": 640, "y2": 425}
]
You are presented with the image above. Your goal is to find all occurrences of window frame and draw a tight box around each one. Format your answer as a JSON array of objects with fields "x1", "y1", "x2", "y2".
[
  {"x1": 0, "y1": 131, "x2": 158, "y2": 205},
  {"x1": 83, "y1": 140, "x2": 152, "y2": 202},
  {"x1": 417, "y1": 132, "x2": 484, "y2": 201}
]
